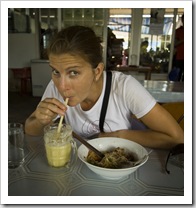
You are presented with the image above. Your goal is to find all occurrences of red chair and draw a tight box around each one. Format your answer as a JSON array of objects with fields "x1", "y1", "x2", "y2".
[{"x1": 11, "y1": 67, "x2": 32, "y2": 95}]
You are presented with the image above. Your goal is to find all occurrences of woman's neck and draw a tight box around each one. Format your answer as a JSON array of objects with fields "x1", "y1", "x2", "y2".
[{"x1": 80, "y1": 74, "x2": 103, "y2": 111}]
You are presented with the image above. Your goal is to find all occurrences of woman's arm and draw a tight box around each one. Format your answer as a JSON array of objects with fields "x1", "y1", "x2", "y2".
[
  {"x1": 25, "y1": 98, "x2": 67, "y2": 136},
  {"x1": 99, "y1": 103, "x2": 184, "y2": 150}
]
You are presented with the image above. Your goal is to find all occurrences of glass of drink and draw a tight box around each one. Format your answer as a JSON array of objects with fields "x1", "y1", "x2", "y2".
[
  {"x1": 8, "y1": 123, "x2": 25, "y2": 169},
  {"x1": 44, "y1": 123, "x2": 77, "y2": 168}
]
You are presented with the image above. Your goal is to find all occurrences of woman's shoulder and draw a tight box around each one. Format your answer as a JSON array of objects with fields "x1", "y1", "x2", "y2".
[
  {"x1": 111, "y1": 70, "x2": 142, "y2": 88},
  {"x1": 111, "y1": 70, "x2": 136, "y2": 79},
  {"x1": 44, "y1": 79, "x2": 58, "y2": 93}
]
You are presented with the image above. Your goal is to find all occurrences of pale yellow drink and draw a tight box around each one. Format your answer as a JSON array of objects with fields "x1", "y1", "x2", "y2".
[
  {"x1": 45, "y1": 142, "x2": 71, "y2": 167},
  {"x1": 44, "y1": 124, "x2": 74, "y2": 168}
]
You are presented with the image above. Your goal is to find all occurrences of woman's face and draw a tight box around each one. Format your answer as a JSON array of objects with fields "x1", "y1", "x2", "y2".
[{"x1": 49, "y1": 53, "x2": 102, "y2": 107}]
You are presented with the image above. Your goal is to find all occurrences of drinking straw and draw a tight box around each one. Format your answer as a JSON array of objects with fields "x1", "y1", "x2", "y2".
[{"x1": 57, "y1": 98, "x2": 69, "y2": 134}]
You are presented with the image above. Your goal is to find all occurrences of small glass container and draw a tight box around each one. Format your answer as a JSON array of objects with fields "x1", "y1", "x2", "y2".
[{"x1": 44, "y1": 123, "x2": 77, "y2": 168}]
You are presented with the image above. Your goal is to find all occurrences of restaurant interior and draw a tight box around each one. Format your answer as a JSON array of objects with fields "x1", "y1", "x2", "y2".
[
  {"x1": 8, "y1": 8, "x2": 184, "y2": 125},
  {"x1": 6, "y1": 7, "x2": 188, "y2": 200}
]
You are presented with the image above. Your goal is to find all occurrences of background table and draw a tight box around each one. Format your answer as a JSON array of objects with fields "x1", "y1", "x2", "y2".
[
  {"x1": 115, "y1": 66, "x2": 152, "y2": 80},
  {"x1": 8, "y1": 135, "x2": 184, "y2": 197},
  {"x1": 139, "y1": 80, "x2": 184, "y2": 103}
]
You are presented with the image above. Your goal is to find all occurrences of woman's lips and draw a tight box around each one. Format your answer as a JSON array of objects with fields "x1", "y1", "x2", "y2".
[
  {"x1": 64, "y1": 96, "x2": 73, "y2": 101},
  {"x1": 64, "y1": 97, "x2": 70, "y2": 100}
]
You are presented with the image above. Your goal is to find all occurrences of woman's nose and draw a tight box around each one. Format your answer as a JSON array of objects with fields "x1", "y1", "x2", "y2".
[{"x1": 58, "y1": 77, "x2": 70, "y2": 91}]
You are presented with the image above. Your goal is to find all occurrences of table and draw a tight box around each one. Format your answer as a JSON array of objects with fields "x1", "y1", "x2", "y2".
[
  {"x1": 115, "y1": 66, "x2": 152, "y2": 80},
  {"x1": 8, "y1": 135, "x2": 184, "y2": 200},
  {"x1": 139, "y1": 80, "x2": 184, "y2": 103}
]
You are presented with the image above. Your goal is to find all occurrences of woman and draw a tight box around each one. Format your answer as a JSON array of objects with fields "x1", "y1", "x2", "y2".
[{"x1": 25, "y1": 26, "x2": 183, "y2": 149}]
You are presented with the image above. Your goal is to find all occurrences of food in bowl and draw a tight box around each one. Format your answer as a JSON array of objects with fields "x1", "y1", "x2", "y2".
[
  {"x1": 87, "y1": 147, "x2": 137, "y2": 169},
  {"x1": 78, "y1": 137, "x2": 149, "y2": 180}
]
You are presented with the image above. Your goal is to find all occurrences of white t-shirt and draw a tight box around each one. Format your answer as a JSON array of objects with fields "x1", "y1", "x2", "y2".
[{"x1": 42, "y1": 71, "x2": 156, "y2": 138}]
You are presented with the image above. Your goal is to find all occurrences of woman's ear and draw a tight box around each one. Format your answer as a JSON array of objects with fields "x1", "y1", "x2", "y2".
[{"x1": 95, "y1": 62, "x2": 104, "y2": 81}]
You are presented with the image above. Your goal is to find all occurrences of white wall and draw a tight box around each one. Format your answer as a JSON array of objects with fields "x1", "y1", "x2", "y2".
[
  {"x1": 8, "y1": 33, "x2": 38, "y2": 68},
  {"x1": 8, "y1": 33, "x2": 39, "y2": 91}
]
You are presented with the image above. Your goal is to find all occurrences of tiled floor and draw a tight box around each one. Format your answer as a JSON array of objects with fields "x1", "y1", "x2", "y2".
[{"x1": 8, "y1": 91, "x2": 41, "y2": 125}]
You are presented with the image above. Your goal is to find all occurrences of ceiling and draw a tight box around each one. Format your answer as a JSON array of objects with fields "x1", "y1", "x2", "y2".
[
  {"x1": 13, "y1": 8, "x2": 184, "y2": 16},
  {"x1": 109, "y1": 8, "x2": 184, "y2": 15}
]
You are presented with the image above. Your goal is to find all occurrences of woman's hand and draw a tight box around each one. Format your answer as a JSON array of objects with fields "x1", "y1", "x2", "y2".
[
  {"x1": 34, "y1": 98, "x2": 67, "y2": 126},
  {"x1": 25, "y1": 98, "x2": 67, "y2": 136}
]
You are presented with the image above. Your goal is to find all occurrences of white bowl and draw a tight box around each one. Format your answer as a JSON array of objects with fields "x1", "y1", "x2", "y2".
[{"x1": 77, "y1": 137, "x2": 149, "y2": 180}]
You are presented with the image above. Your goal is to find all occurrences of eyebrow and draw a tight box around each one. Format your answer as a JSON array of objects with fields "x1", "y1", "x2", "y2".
[{"x1": 49, "y1": 64, "x2": 80, "y2": 71}]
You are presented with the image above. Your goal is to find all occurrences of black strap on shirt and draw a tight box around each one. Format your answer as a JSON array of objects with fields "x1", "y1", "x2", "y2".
[{"x1": 99, "y1": 71, "x2": 112, "y2": 132}]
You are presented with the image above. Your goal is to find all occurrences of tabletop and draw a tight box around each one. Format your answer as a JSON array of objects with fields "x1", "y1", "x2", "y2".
[
  {"x1": 139, "y1": 80, "x2": 184, "y2": 103},
  {"x1": 8, "y1": 134, "x2": 184, "y2": 199}
]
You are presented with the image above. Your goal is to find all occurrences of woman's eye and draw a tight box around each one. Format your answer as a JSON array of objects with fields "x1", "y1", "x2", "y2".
[
  {"x1": 52, "y1": 69, "x2": 59, "y2": 76},
  {"x1": 69, "y1": 71, "x2": 78, "y2": 76}
]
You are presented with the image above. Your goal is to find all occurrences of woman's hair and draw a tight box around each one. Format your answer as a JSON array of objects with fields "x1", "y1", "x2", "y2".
[{"x1": 47, "y1": 26, "x2": 103, "y2": 68}]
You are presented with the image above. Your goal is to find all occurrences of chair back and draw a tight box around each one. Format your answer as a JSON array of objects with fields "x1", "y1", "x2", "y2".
[{"x1": 161, "y1": 102, "x2": 184, "y2": 130}]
